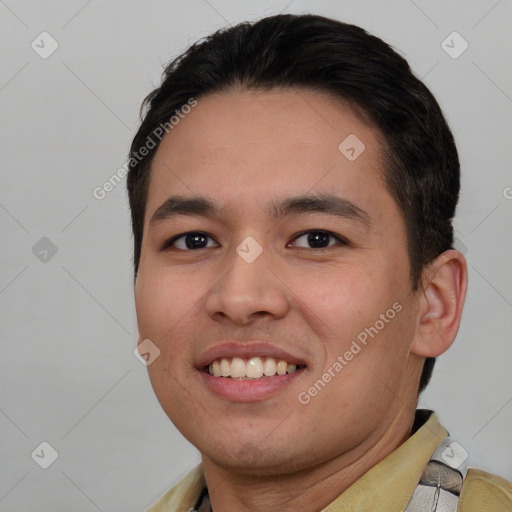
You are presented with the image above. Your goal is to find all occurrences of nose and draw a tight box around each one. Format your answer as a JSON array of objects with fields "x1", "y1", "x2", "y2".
[{"x1": 204, "y1": 242, "x2": 290, "y2": 325}]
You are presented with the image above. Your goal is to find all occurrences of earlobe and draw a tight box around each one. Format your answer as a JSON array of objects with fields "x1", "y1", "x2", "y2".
[{"x1": 411, "y1": 250, "x2": 468, "y2": 358}]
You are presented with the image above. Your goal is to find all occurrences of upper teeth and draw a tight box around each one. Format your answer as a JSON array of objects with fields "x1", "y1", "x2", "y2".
[{"x1": 207, "y1": 357, "x2": 299, "y2": 378}]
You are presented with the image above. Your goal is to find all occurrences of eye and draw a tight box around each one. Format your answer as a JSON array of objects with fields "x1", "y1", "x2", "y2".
[
  {"x1": 161, "y1": 229, "x2": 349, "y2": 252},
  {"x1": 288, "y1": 230, "x2": 348, "y2": 250},
  {"x1": 162, "y1": 231, "x2": 218, "y2": 251}
]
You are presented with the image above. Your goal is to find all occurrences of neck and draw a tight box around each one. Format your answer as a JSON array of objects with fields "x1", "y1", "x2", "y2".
[{"x1": 201, "y1": 404, "x2": 418, "y2": 512}]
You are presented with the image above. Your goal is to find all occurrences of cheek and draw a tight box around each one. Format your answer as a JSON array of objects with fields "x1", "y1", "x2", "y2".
[
  {"x1": 298, "y1": 262, "x2": 410, "y2": 373},
  {"x1": 135, "y1": 268, "x2": 200, "y2": 335},
  {"x1": 146, "y1": 357, "x2": 200, "y2": 438},
  {"x1": 294, "y1": 262, "x2": 384, "y2": 335},
  {"x1": 134, "y1": 272, "x2": 196, "y2": 390},
  {"x1": 303, "y1": 306, "x2": 414, "y2": 427}
]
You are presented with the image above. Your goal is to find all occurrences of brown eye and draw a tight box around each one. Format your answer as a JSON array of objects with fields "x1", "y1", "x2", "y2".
[
  {"x1": 289, "y1": 230, "x2": 348, "y2": 250},
  {"x1": 162, "y1": 232, "x2": 218, "y2": 251}
]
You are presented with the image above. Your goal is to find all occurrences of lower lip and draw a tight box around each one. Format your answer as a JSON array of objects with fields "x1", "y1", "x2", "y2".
[{"x1": 198, "y1": 368, "x2": 306, "y2": 402}]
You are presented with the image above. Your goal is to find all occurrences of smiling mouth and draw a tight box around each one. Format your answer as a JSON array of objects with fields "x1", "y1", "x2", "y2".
[{"x1": 203, "y1": 356, "x2": 307, "y2": 379}]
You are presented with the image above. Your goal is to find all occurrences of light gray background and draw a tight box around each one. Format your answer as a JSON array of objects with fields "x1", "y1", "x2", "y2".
[{"x1": 1, "y1": 1, "x2": 511, "y2": 511}]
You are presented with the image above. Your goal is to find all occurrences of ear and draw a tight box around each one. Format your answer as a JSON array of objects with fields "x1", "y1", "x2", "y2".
[{"x1": 411, "y1": 249, "x2": 468, "y2": 358}]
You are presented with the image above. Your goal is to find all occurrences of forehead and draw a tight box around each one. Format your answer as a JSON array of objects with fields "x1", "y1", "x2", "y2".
[{"x1": 145, "y1": 88, "x2": 389, "y2": 223}]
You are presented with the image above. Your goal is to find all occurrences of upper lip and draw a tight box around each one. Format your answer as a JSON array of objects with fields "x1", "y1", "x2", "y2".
[{"x1": 196, "y1": 342, "x2": 308, "y2": 369}]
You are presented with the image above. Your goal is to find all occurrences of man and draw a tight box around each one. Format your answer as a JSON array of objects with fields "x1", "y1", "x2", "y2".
[{"x1": 127, "y1": 13, "x2": 512, "y2": 512}]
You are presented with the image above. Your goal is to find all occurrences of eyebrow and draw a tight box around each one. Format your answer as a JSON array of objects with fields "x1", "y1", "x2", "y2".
[{"x1": 149, "y1": 193, "x2": 372, "y2": 229}]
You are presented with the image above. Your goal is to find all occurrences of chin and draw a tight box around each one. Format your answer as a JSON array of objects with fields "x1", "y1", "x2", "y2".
[{"x1": 199, "y1": 438, "x2": 318, "y2": 477}]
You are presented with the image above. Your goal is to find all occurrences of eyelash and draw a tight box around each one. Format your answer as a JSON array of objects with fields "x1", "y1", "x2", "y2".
[{"x1": 161, "y1": 230, "x2": 349, "y2": 252}]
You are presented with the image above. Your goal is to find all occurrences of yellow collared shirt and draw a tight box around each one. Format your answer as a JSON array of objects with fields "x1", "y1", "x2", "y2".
[{"x1": 146, "y1": 410, "x2": 512, "y2": 512}]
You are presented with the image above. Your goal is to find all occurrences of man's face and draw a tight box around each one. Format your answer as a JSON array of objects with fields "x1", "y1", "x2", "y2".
[{"x1": 134, "y1": 89, "x2": 424, "y2": 474}]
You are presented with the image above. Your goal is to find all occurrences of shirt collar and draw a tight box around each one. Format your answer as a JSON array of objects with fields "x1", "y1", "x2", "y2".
[{"x1": 322, "y1": 409, "x2": 448, "y2": 511}]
